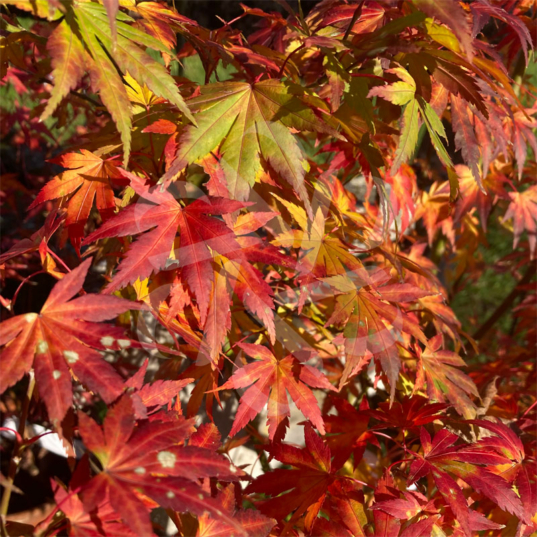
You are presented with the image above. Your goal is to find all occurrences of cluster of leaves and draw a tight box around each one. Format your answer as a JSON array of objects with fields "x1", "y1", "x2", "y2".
[{"x1": 0, "y1": 0, "x2": 536, "y2": 536}]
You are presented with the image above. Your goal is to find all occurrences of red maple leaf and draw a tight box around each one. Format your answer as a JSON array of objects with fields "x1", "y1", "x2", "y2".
[
  {"x1": 0, "y1": 259, "x2": 140, "y2": 424},
  {"x1": 468, "y1": 419, "x2": 537, "y2": 526},
  {"x1": 323, "y1": 398, "x2": 373, "y2": 468},
  {"x1": 216, "y1": 343, "x2": 335, "y2": 440},
  {"x1": 28, "y1": 151, "x2": 126, "y2": 251},
  {"x1": 503, "y1": 185, "x2": 537, "y2": 258},
  {"x1": 246, "y1": 423, "x2": 364, "y2": 533},
  {"x1": 83, "y1": 170, "x2": 247, "y2": 308},
  {"x1": 408, "y1": 427, "x2": 525, "y2": 536},
  {"x1": 78, "y1": 396, "x2": 247, "y2": 536},
  {"x1": 197, "y1": 484, "x2": 275, "y2": 537},
  {"x1": 368, "y1": 395, "x2": 448, "y2": 431}
]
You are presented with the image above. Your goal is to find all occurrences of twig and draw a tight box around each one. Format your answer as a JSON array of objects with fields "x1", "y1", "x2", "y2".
[
  {"x1": 0, "y1": 372, "x2": 36, "y2": 535},
  {"x1": 343, "y1": 1, "x2": 365, "y2": 42},
  {"x1": 472, "y1": 262, "x2": 536, "y2": 343},
  {"x1": 278, "y1": 43, "x2": 305, "y2": 78},
  {"x1": 10, "y1": 270, "x2": 47, "y2": 313},
  {"x1": 46, "y1": 247, "x2": 72, "y2": 273}
]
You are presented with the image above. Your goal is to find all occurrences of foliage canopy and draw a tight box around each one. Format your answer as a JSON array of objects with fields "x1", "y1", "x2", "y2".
[{"x1": 0, "y1": 0, "x2": 536, "y2": 536}]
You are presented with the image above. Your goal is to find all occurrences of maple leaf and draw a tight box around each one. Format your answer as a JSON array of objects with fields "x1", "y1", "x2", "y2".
[
  {"x1": 189, "y1": 422, "x2": 222, "y2": 451},
  {"x1": 161, "y1": 79, "x2": 335, "y2": 212},
  {"x1": 451, "y1": 95, "x2": 482, "y2": 188},
  {"x1": 368, "y1": 395, "x2": 448, "y2": 431},
  {"x1": 197, "y1": 484, "x2": 275, "y2": 537},
  {"x1": 470, "y1": 2, "x2": 532, "y2": 63},
  {"x1": 28, "y1": 151, "x2": 125, "y2": 250},
  {"x1": 39, "y1": 2, "x2": 195, "y2": 162},
  {"x1": 203, "y1": 268, "x2": 232, "y2": 364},
  {"x1": 324, "y1": 271, "x2": 427, "y2": 399},
  {"x1": 383, "y1": 163, "x2": 417, "y2": 234},
  {"x1": 320, "y1": 479, "x2": 368, "y2": 537},
  {"x1": 39, "y1": 16, "x2": 86, "y2": 124},
  {"x1": 55, "y1": 483, "x2": 136, "y2": 537},
  {"x1": 408, "y1": 427, "x2": 525, "y2": 536},
  {"x1": 373, "y1": 489, "x2": 437, "y2": 521},
  {"x1": 369, "y1": 67, "x2": 417, "y2": 107},
  {"x1": 503, "y1": 186, "x2": 537, "y2": 258},
  {"x1": 246, "y1": 423, "x2": 362, "y2": 533},
  {"x1": 299, "y1": 206, "x2": 366, "y2": 278},
  {"x1": 306, "y1": 1, "x2": 385, "y2": 37},
  {"x1": 216, "y1": 343, "x2": 335, "y2": 440},
  {"x1": 180, "y1": 363, "x2": 221, "y2": 422},
  {"x1": 83, "y1": 170, "x2": 246, "y2": 307},
  {"x1": 0, "y1": 208, "x2": 63, "y2": 271},
  {"x1": 413, "y1": 0, "x2": 474, "y2": 59},
  {"x1": 323, "y1": 398, "x2": 372, "y2": 468},
  {"x1": 78, "y1": 396, "x2": 246, "y2": 536},
  {"x1": 369, "y1": 67, "x2": 419, "y2": 176},
  {"x1": 506, "y1": 108, "x2": 537, "y2": 180},
  {"x1": 371, "y1": 470, "x2": 401, "y2": 537},
  {"x1": 0, "y1": 259, "x2": 139, "y2": 424},
  {"x1": 417, "y1": 97, "x2": 455, "y2": 176},
  {"x1": 468, "y1": 419, "x2": 536, "y2": 525},
  {"x1": 453, "y1": 164, "x2": 504, "y2": 231},
  {"x1": 3, "y1": 2, "x2": 536, "y2": 534},
  {"x1": 132, "y1": 3, "x2": 179, "y2": 62},
  {"x1": 414, "y1": 335, "x2": 478, "y2": 419},
  {"x1": 125, "y1": 358, "x2": 193, "y2": 419},
  {"x1": 370, "y1": 64, "x2": 457, "y2": 191}
]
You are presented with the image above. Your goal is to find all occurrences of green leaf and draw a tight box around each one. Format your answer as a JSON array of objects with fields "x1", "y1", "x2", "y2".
[
  {"x1": 161, "y1": 80, "x2": 333, "y2": 215},
  {"x1": 417, "y1": 97, "x2": 452, "y2": 169},
  {"x1": 368, "y1": 67, "x2": 416, "y2": 106},
  {"x1": 76, "y1": 3, "x2": 194, "y2": 126},
  {"x1": 425, "y1": 18, "x2": 461, "y2": 54},
  {"x1": 79, "y1": 3, "x2": 172, "y2": 55},
  {"x1": 447, "y1": 166, "x2": 460, "y2": 202},
  {"x1": 40, "y1": 15, "x2": 86, "y2": 122},
  {"x1": 74, "y1": 6, "x2": 132, "y2": 164},
  {"x1": 391, "y1": 98, "x2": 419, "y2": 175}
]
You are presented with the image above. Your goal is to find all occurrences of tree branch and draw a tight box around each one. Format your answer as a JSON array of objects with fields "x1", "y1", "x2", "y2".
[{"x1": 472, "y1": 262, "x2": 536, "y2": 342}]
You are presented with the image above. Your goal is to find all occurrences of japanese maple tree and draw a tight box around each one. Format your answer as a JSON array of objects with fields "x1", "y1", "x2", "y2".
[{"x1": 0, "y1": 0, "x2": 536, "y2": 536}]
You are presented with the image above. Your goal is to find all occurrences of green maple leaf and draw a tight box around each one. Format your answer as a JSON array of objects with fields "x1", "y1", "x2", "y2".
[
  {"x1": 161, "y1": 79, "x2": 335, "y2": 214},
  {"x1": 38, "y1": 3, "x2": 194, "y2": 164},
  {"x1": 369, "y1": 66, "x2": 455, "y2": 189},
  {"x1": 369, "y1": 67, "x2": 419, "y2": 175}
]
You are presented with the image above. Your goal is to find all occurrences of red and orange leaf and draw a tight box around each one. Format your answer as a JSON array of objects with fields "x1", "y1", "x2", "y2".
[
  {"x1": 217, "y1": 343, "x2": 334, "y2": 440},
  {"x1": 29, "y1": 151, "x2": 124, "y2": 249},
  {"x1": 84, "y1": 170, "x2": 246, "y2": 303},
  {"x1": 78, "y1": 396, "x2": 246, "y2": 536},
  {"x1": 503, "y1": 186, "x2": 537, "y2": 258},
  {"x1": 0, "y1": 259, "x2": 139, "y2": 424}
]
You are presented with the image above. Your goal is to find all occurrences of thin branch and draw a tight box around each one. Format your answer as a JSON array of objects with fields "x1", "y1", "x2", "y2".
[
  {"x1": 343, "y1": 0, "x2": 365, "y2": 42},
  {"x1": 472, "y1": 262, "x2": 536, "y2": 342},
  {"x1": 0, "y1": 372, "x2": 36, "y2": 534}
]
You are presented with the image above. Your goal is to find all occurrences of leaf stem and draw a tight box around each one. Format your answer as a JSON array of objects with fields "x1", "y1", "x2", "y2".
[
  {"x1": 0, "y1": 371, "x2": 36, "y2": 534},
  {"x1": 10, "y1": 270, "x2": 47, "y2": 314},
  {"x1": 342, "y1": 1, "x2": 364, "y2": 42},
  {"x1": 278, "y1": 43, "x2": 305, "y2": 78},
  {"x1": 46, "y1": 247, "x2": 72, "y2": 273}
]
